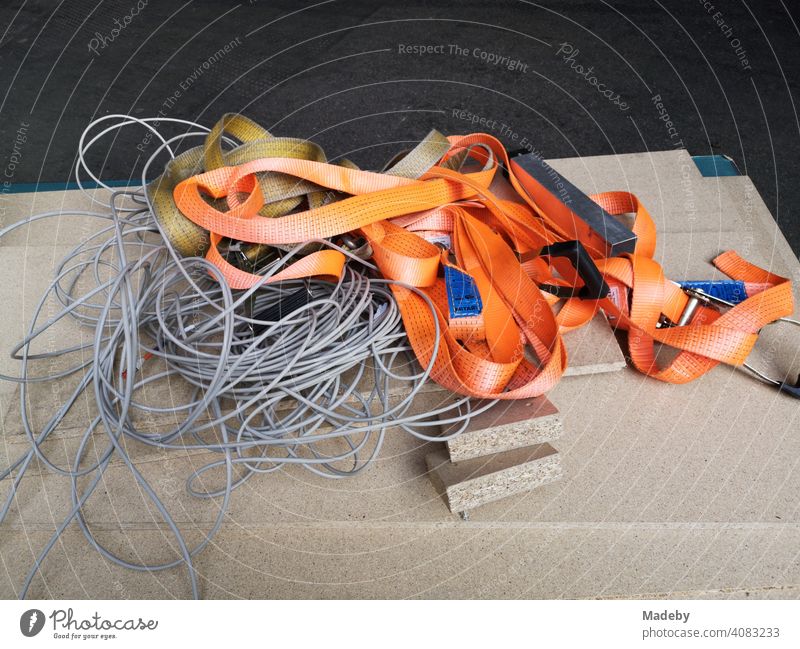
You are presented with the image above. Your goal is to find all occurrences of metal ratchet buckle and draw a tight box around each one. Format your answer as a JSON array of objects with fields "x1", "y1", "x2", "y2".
[
  {"x1": 659, "y1": 285, "x2": 800, "y2": 398},
  {"x1": 340, "y1": 234, "x2": 373, "y2": 261},
  {"x1": 223, "y1": 240, "x2": 279, "y2": 271}
]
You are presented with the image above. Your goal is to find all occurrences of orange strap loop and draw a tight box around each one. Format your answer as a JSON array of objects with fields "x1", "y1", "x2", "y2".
[{"x1": 171, "y1": 128, "x2": 794, "y2": 396}]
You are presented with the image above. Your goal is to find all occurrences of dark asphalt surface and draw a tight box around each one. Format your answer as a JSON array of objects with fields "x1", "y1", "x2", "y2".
[{"x1": 1, "y1": 1, "x2": 798, "y2": 253}]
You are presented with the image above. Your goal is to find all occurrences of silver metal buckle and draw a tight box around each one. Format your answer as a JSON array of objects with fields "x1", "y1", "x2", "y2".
[{"x1": 340, "y1": 234, "x2": 373, "y2": 260}]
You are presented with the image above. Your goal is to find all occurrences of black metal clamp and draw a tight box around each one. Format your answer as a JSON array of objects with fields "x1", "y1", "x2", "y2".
[{"x1": 536, "y1": 240, "x2": 611, "y2": 301}]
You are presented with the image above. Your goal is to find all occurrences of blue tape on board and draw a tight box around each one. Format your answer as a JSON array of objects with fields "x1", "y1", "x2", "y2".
[
  {"x1": 691, "y1": 155, "x2": 740, "y2": 177},
  {"x1": 679, "y1": 280, "x2": 748, "y2": 304},
  {"x1": 445, "y1": 266, "x2": 483, "y2": 319}
]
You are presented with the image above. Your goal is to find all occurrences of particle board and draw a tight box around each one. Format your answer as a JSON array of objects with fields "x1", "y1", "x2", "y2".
[
  {"x1": 443, "y1": 396, "x2": 562, "y2": 462},
  {"x1": 426, "y1": 443, "x2": 562, "y2": 513},
  {"x1": 2, "y1": 151, "x2": 800, "y2": 600}
]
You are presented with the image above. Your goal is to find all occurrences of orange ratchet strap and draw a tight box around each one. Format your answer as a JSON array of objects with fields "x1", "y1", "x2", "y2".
[{"x1": 166, "y1": 125, "x2": 795, "y2": 398}]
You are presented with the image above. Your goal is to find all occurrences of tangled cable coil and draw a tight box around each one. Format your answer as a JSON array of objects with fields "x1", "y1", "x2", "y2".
[{"x1": 0, "y1": 116, "x2": 491, "y2": 599}]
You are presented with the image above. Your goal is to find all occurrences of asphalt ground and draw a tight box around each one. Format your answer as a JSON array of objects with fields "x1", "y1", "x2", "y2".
[{"x1": 1, "y1": 0, "x2": 798, "y2": 252}]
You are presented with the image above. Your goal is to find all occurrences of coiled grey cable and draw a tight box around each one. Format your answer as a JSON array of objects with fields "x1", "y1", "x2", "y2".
[{"x1": 0, "y1": 115, "x2": 495, "y2": 599}]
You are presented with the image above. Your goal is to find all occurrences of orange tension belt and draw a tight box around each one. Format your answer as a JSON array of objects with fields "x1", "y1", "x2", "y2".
[{"x1": 171, "y1": 132, "x2": 795, "y2": 398}]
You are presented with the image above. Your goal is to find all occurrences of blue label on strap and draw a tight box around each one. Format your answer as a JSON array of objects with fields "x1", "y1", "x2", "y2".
[
  {"x1": 445, "y1": 266, "x2": 483, "y2": 319},
  {"x1": 679, "y1": 280, "x2": 748, "y2": 304}
]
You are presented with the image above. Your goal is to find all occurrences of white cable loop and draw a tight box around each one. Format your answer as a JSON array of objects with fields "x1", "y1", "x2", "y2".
[{"x1": 0, "y1": 115, "x2": 494, "y2": 599}]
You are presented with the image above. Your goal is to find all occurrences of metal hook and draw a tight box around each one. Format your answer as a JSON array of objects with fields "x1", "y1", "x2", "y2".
[{"x1": 660, "y1": 285, "x2": 800, "y2": 398}]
